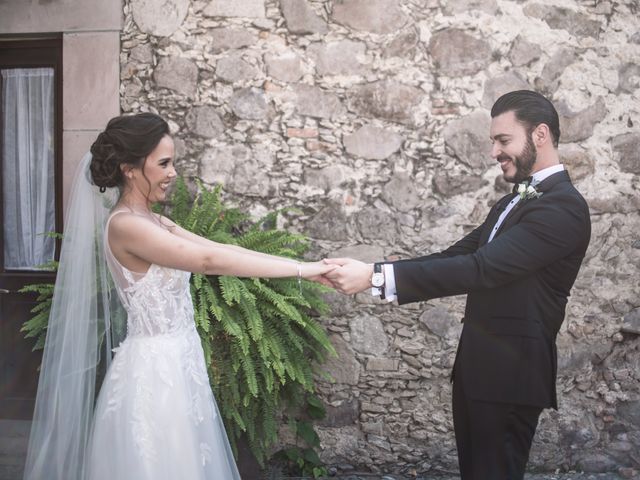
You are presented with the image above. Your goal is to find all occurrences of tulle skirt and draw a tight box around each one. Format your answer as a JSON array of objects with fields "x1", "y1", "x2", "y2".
[{"x1": 85, "y1": 327, "x2": 240, "y2": 480}]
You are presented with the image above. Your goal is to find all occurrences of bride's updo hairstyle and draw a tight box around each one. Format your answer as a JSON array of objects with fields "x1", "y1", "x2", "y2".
[{"x1": 90, "y1": 112, "x2": 169, "y2": 191}]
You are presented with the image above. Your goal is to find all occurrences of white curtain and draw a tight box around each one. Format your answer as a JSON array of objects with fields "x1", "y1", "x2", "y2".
[{"x1": 1, "y1": 67, "x2": 55, "y2": 270}]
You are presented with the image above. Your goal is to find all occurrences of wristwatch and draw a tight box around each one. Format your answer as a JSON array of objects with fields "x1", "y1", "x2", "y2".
[{"x1": 371, "y1": 263, "x2": 386, "y2": 300}]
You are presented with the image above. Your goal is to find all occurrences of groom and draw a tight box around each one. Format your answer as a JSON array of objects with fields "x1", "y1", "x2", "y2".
[{"x1": 323, "y1": 90, "x2": 591, "y2": 479}]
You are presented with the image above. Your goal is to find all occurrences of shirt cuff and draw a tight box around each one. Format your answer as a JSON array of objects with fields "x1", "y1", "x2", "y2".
[{"x1": 383, "y1": 263, "x2": 397, "y2": 302}]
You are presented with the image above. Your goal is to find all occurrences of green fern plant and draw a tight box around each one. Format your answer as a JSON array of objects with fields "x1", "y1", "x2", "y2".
[{"x1": 21, "y1": 178, "x2": 336, "y2": 469}]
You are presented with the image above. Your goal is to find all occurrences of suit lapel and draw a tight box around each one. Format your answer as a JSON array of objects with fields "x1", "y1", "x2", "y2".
[{"x1": 492, "y1": 170, "x2": 572, "y2": 239}]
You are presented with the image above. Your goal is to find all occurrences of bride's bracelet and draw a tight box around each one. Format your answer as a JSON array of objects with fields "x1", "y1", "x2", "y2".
[{"x1": 297, "y1": 262, "x2": 302, "y2": 293}]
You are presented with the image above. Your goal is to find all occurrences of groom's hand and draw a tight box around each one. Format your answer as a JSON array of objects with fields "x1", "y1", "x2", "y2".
[{"x1": 322, "y1": 258, "x2": 373, "y2": 295}]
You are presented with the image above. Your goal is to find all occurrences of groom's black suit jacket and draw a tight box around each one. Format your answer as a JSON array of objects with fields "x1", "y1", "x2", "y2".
[{"x1": 392, "y1": 170, "x2": 590, "y2": 408}]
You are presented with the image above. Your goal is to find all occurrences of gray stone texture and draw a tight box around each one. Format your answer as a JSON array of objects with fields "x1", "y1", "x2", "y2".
[
  {"x1": 618, "y1": 63, "x2": 640, "y2": 94},
  {"x1": 482, "y1": 71, "x2": 531, "y2": 108},
  {"x1": 558, "y1": 98, "x2": 607, "y2": 143},
  {"x1": 203, "y1": 0, "x2": 265, "y2": 18},
  {"x1": 332, "y1": 0, "x2": 408, "y2": 34},
  {"x1": 306, "y1": 204, "x2": 350, "y2": 241},
  {"x1": 131, "y1": 0, "x2": 188, "y2": 37},
  {"x1": 215, "y1": 54, "x2": 259, "y2": 83},
  {"x1": 347, "y1": 81, "x2": 424, "y2": 125},
  {"x1": 264, "y1": 51, "x2": 303, "y2": 82},
  {"x1": 279, "y1": 0, "x2": 328, "y2": 35},
  {"x1": 154, "y1": 55, "x2": 198, "y2": 97},
  {"x1": 199, "y1": 144, "x2": 273, "y2": 196},
  {"x1": 429, "y1": 29, "x2": 492, "y2": 76},
  {"x1": 536, "y1": 47, "x2": 577, "y2": 93},
  {"x1": 443, "y1": 110, "x2": 493, "y2": 170},
  {"x1": 343, "y1": 125, "x2": 403, "y2": 160},
  {"x1": 381, "y1": 173, "x2": 421, "y2": 212},
  {"x1": 208, "y1": 28, "x2": 258, "y2": 53},
  {"x1": 382, "y1": 28, "x2": 419, "y2": 59},
  {"x1": 559, "y1": 145, "x2": 595, "y2": 181},
  {"x1": 185, "y1": 106, "x2": 224, "y2": 138},
  {"x1": 322, "y1": 335, "x2": 361, "y2": 386},
  {"x1": 349, "y1": 315, "x2": 389, "y2": 356},
  {"x1": 611, "y1": 133, "x2": 640, "y2": 175},
  {"x1": 432, "y1": 171, "x2": 487, "y2": 197},
  {"x1": 229, "y1": 87, "x2": 268, "y2": 119},
  {"x1": 508, "y1": 35, "x2": 542, "y2": 67},
  {"x1": 524, "y1": 4, "x2": 602, "y2": 38},
  {"x1": 308, "y1": 40, "x2": 367, "y2": 76},
  {"x1": 293, "y1": 84, "x2": 345, "y2": 119},
  {"x1": 118, "y1": 0, "x2": 640, "y2": 473}
]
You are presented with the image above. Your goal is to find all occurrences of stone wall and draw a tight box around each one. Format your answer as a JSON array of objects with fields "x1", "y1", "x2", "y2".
[{"x1": 120, "y1": 0, "x2": 640, "y2": 475}]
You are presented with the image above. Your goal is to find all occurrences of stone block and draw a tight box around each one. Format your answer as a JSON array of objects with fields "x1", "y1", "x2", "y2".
[
  {"x1": 558, "y1": 97, "x2": 607, "y2": 143},
  {"x1": 419, "y1": 306, "x2": 459, "y2": 339},
  {"x1": 442, "y1": 110, "x2": 492, "y2": 170},
  {"x1": 199, "y1": 145, "x2": 273, "y2": 196},
  {"x1": 63, "y1": 32, "x2": 120, "y2": 130},
  {"x1": 230, "y1": 87, "x2": 268, "y2": 120},
  {"x1": 366, "y1": 358, "x2": 400, "y2": 371},
  {"x1": 185, "y1": 106, "x2": 224, "y2": 138},
  {"x1": 428, "y1": 29, "x2": 491, "y2": 76},
  {"x1": 482, "y1": 71, "x2": 531, "y2": 108},
  {"x1": 536, "y1": 47, "x2": 577, "y2": 93},
  {"x1": 215, "y1": 54, "x2": 259, "y2": 83},
  {"x1": 322, "y1": 335, "x2": 361, "y2": 385},
  {"x1": 524, "y1": 4, "x2": 601, "y2": 38},
  {"x1": 319, "y1": 398, "x2": 359, "y2": 427},
  {"x1": 308, "y1": 40, "x2": 367, "y2": 76},
  {"x1": 264, "y1": 51, "x2": 303, "y2": 82},
  {"x1": 129, "y1": 43, "x2": 154, "y2": 64},
  {"x1": 508, "y1": 35, "x2": 542, "y2": 67},
  {"x1": 442, "y1": 0, "x2": 498, "y2": 15},
  {"x1": 621, "y1": 308, "x2": 640, "y2": 335},
  {"x1": 558, "y1": 144, "x2": 595, "y2": 181},
  {"x1": 382, "y1": 28, "x2": 419, "y2": 59},
  {"x1": 280, "y1": 0, "x2": 328, "y2": 35},
  {"x1": 332, "y1": 0, "x2": 408, "y2": 34},
  {"x1": 203, "y1": 0, "x2": 265, "y2": 18},
  {"x1": 330, "y1": 245, "x2": 386, "y2": 263},
  {"x1": 154, "y1": 55, "x2": 198, "y2": 97},
  {"x1": 293, "y1": 84, "x2": 345, "y2": 119},
  {"x1": 618, "y1": 62, "x2": 640, "y2": 94},
  {"x1": 131, "y1": 0, "x2": 188, "y2": 37},
  {"x1": 343, "y1": 125, "x2": 403, "y2": 160},
  {"x1": 303, "y1": 164, "x2": 353, "y2": 191},
  {"x1": 350, "y1": 314, "x2": 389, "y2": 356},
  {"x1": 356, "y1": 207, "x2": 399, "y2": 243},
  {"x1": 380, "y1": 173, "x2": 421, "y2": 212},
  {"x1": 208, "y1": 28, "x2": 258, "y2": 53},
  {"x1": 306, "y1": 203, "x2": 351, "y2": 241},
  {"x1": 347, "y1": 81, "x2": 424, "y2": 124}
]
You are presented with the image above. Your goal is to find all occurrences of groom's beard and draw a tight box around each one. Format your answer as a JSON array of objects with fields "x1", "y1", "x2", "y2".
[{"x1": 501, "y1": 136, "x2": 537, "y2": 184}]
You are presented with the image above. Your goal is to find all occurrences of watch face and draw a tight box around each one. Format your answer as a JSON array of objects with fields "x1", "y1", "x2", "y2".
[{"x1": 371, "y1": 272, "x2": 384, "y2": 287}]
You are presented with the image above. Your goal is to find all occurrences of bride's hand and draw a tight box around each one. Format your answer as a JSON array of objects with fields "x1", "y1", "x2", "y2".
[{"x1": 300, "y1": 261, "x2": 337, "y2": 284}]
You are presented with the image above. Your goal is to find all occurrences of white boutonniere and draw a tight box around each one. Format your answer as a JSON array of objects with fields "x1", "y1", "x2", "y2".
[{"x1": 516, "y1": 182, "x2": 542, "y2": 201}]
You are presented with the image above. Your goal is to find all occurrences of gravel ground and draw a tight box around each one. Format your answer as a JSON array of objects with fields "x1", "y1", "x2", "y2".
[{"x1": 266, "y1": 472, "x2": 636, "y2": 480}]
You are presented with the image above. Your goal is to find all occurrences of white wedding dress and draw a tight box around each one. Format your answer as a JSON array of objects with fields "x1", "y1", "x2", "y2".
[{"x1": 85, "y1": 211, "x2": 240, "y2": 479}]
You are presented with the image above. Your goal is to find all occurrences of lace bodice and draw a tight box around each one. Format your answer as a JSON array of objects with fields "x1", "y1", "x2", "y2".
[{"x1": 104, "y1": 211, "x2": 194, "y2": 337}]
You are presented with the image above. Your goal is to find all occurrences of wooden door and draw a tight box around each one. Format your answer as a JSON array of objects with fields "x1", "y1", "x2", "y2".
[{"x1": 0, "y1": 37, "x2": 62, "y2": 420}]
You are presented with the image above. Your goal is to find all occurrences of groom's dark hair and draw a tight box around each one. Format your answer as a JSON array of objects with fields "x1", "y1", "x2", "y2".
[{"x1": 491, "y1": 90, "x2": 560, "y2": 148}]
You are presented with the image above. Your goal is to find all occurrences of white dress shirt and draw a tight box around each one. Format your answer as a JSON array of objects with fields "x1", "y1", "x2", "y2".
[{"x1": 374, "y1": 164, "x2": 565, "y2": 302}]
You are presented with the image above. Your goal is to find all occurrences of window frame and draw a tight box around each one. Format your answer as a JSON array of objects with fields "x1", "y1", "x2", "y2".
[{"x1": 0, "y1": 36, "x2": 63, "y2": 272}]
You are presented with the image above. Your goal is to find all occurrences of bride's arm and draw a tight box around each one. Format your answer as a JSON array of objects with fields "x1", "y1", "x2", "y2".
[
  {"x1": 110, "y1": 213, "x2": 333, "y2": 279},
  {"x1": 160, "y1": 215, "x2": 301, "y2": 264}
]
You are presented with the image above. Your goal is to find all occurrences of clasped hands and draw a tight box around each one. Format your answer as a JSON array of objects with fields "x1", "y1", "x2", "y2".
[{"x1": 310, "y1": 258, "x2": 373, "y2": 295}]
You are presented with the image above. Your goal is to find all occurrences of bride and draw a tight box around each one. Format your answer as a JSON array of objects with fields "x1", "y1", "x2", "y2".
[{"x1": 23, "y1": 112, "x2": 334, "y2": 480}]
